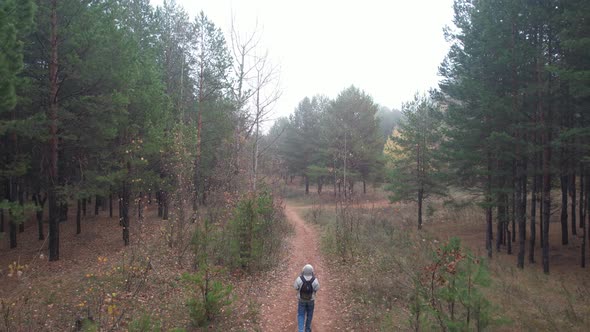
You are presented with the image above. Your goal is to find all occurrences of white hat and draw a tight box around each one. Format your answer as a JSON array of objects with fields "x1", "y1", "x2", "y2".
[{"x1": 302, "y1": 264, "x2": 314, "y2": 276}]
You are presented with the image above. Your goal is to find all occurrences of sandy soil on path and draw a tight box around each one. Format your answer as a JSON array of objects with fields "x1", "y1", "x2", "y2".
[{"x1": 259, "y1": 203, "x2": 345, "y2": 331}]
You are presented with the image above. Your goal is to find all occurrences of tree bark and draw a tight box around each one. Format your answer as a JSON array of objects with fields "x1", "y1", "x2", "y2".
[
  {"x1": 517, "y1": 158, "x2": 527, "y2": 268},
  {"x1": 305, "y1": 175, "x2": 309, "y2": 195},
  {"x1": 530, "y1": 170, "x2": 537, "y2": 263},
  {"x1": 9, "y1": 182, "x2": 17, "y2": 248},
  {"x1": 571, "y1": 173, "x2": 577, "y2": 235},
  {"x1": 33, "y1": 194, "x2": 46, "y2": 240},
  {"x1": 541, "y1": 125, "x2": 552, "y2": 274},
  {"x1": 94, "y1": 195, "x2": 100, "y2": 216},
  {"x1": 109, "y1": 193, "x2": 113, "y2": 218},
  {"x1": 486, "y1": 155, "x2": 493, "y2": 258},
  {"x1": 582, "y1": 174, "x2": 589, "y2": 268},
  {"x1": 560, "y1": 175, "x2": 569, "y2": 245},
  {"x1": 417, "y1": 188, "x2": 423, "y2": 230},
  {"x1": 47, "y1": 0, "x2": 61, "y2": 260},
  {"x1": 18, "y1": 186, "x2": 24, "y2": 233},
  {"x1": 578, "y1": 169, "x2": 587, "y2": 227},
  {"x1": 121, "y1": 183, "x2": 130, "y2": 246}
]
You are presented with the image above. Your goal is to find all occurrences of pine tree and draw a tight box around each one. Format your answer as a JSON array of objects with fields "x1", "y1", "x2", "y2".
[{"x1": 386, "y1": 93, "x2": 445, "y2": 229}]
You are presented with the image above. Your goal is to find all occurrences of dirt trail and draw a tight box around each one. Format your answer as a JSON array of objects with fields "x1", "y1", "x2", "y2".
[{"x1": 260, "y1": 203, "x2": 343, "y2": 331}]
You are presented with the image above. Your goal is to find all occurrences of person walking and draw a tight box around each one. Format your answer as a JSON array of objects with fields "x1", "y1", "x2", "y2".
[{"x1": 294, "y1": 264, "x2": 320, "y2": 332}]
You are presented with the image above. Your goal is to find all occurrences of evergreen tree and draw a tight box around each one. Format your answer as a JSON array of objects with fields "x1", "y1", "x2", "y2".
[{"x1": 386, "y1": 93, "x2": 445, "y2": 229}]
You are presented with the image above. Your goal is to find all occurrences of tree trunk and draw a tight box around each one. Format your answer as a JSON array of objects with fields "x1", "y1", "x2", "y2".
[
  {"x1": 496, "y1": 206, "x2": 504, "y2": 251},
  {"x1": 417, "y1": 188, "x2": 423, "y2": 230},
  {"x1": 82, "y1": 198, "x2": 87, "y2": 217},
  {"x1": 560, "y1": 175, "x2": 569, "y2": 245},
  {"x1": 578, "y1": 169, "x2": 588, "y2": 228},
  {"x1": 76, "y1": 199, "x2": 81, "y2": 235},
  {"x1": 33, "y1": 194, "x2": 45, "y2": 240},
  {"x1": 505, "y1": 193, "x2": 512, "y2": 255},
  {"x1": 118, "y1": 193, "x2": 123, "y2": 226},
  {"x1": 18, "y1": 186, "x2": 24, "y2": 233},
  {"x1": 94, "y1": 195, "x2": 100, "y2": 216},
  {"x1": 194, "y1": 108, "x2": 202, "y2": 207},
  {"x1": 530, "y1": 170, "x2": 537, "y2": 263},
  {"x1": 157, "y1": 190, "x2": 163, "y2": 217},
  {"x1": 59, "y1": 202, "x2": 68, "y2": 222},
  {"x1": 305, "y1": 175, "x2": 309, "y2": 195},
  {"x1": 541, "y1": 131, "x2": 552, "y2": 274},
  {"x1": 162, "y1": 191, "x2": 168, "y2": 220},
  {"x1": 0, "y1": 209, "x2": 4, "y2": 233},
  {"x1": 582, "y1": 174, "x2": 589, "y2": 268},
  {"x1": 109, "y1": 193, "x2": 113, "y2": 218},
  {"x1": 363, "y1": 180, "x2": 366, "y2": 194},
  {"x1": 517, "y1": 159, "x2": 527, "y2": 268},
  {"x1": 511, "y1": 161, "x2": 516, "y2": 243},
  {"x1": 486, "y1": 156, "x2": 493, "y2": 258},
  {"x1": 571, "y1": 173, "x2": 577, "y2": 235},
  {"x1": 121, "y1": 183, "x2": 130, "y2": 246}
]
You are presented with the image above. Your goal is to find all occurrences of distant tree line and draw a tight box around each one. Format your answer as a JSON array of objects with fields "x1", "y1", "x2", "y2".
[{"x1": 267, "y1": 86, "x2": 391, "y2": 197}]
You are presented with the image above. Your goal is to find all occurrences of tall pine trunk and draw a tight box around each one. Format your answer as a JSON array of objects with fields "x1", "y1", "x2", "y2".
[
  {"x1": 517, "y1": 156, "x2": 527, "y2": 268},
  {"x1": 582, "y1": 174, "x2": 589, "y2": 268},
  {"x1": 486, "y1": 155, "x2": 493, "y2": 258},
  {"x1": 109, "y1": 193, "x2": 113, "y2": 218},
  {"x1": 417, "y1": 188, "x2": 423, "y2": 230},
  {"x1": 121, "y1": 183, "x2": 130, "y2": 246},
  {"x1": 94, "y1": 195, "x2": 100, "y2": 216},
  {"x1": 47, "y1": 0, "x2": 60, "y2": 261},
  {"x1": 9, "y1": 178, "x2": 17, "y2": 248},
  {"x1": 571, "y1": 173, "x2": 577, "y2": 235},
  {"x1": 541, "y1": 117, "x2": 552, "y2": 274},
  {"x1": 18, "y1": 186, "x2": 24, "y2": 233},
  {"x1": 578, "y1": 167, "x2": 587, "y2": 227},
  {"x1": 560, "y1": 175, "x2": 569, "y2": 244},
  {"x1": 33, "y1": 194, "x2": 45, "y2": 240}
]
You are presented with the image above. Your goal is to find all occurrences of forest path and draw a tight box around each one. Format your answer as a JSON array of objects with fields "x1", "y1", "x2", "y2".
[{"x1": 259, "y1": 203, "x2": 345, "y2": 331}]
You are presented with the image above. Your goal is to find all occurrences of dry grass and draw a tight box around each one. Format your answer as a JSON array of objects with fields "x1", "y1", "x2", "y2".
[{"x1": 287, "y1": 183, "x2": 590, "y2": 331}]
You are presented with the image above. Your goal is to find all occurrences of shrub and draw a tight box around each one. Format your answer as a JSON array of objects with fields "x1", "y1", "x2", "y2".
[
  {"x1": 411, "y1": 237, "x2": 506, "y2": 331},
  {"x1": 227, "y1": 189, "x2": 286, "y2": 270},
  {"x1": 127, "y1": 314, "x2": 161, "y2": 332},
  {"x1": 182, "y1": 269, "x2": 233, "y2": 327}
]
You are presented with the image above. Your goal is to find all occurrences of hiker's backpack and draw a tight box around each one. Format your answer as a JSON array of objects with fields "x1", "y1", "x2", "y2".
[{"x1": 299, "y1": 274, "x2": 315, "y2": 301}]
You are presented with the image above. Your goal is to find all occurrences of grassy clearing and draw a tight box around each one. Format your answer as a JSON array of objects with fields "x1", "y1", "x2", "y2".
[{"x1": 287, "y1": 184, "x2": 590, "y2": 331}]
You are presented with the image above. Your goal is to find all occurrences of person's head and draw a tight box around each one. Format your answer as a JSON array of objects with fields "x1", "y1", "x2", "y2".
[{"x1": 302, "y1": 264, "x2": 314, "y2": 277}]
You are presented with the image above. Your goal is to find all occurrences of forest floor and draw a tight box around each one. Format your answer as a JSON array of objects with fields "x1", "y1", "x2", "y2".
[{"x1": 2, "y1": 186, "x2": 590, "y2": 331}]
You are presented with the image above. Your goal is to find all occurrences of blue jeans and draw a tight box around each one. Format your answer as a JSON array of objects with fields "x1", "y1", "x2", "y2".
[{"x1": 297, "y1": 300, "x2": 315, "y2": 332}]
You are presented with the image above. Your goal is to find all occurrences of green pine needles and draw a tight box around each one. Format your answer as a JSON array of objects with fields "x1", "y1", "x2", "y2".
[
  {"x1": 411, "y1": 237, "x2": 507, "y2": 331},
  {"x1": 182, "y1": 269, "x2": 233, "y2": 327}
]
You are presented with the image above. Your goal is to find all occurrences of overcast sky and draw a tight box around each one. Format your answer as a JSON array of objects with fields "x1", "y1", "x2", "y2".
[{"x1": 151, "y1": 0, "x2": 455, "y2": 120}]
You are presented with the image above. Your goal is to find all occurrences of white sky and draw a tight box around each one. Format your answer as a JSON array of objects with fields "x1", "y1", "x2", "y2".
[{"x1": 151, "y1": 0, "x2": 455, "y2": 120}]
